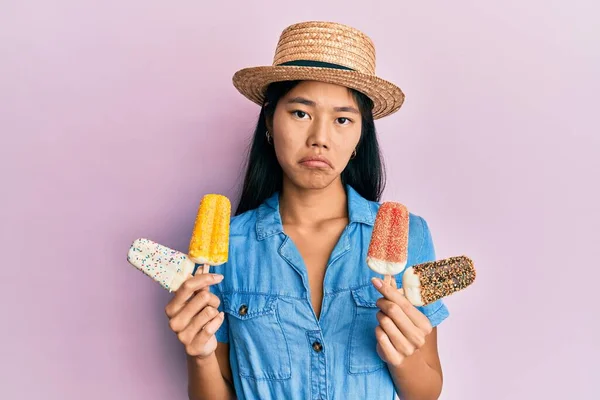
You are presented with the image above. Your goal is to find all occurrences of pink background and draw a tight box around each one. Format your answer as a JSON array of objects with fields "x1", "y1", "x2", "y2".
[{"x1": 1, "y1": 1, "x2": 598, "y2": 399}]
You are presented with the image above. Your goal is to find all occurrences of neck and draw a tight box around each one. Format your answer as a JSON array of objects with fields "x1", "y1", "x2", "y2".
[{"x1": 279, "y1": 178, "x2": 348, "y2": 226}]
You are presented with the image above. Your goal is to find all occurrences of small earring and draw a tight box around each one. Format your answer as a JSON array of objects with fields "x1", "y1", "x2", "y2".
[
  {"x1": 351, "y1": 148, "x2": 357, "y2": 159},
  {"x1": 265, "y1": 130, "x2": 272, "y2": 144}
]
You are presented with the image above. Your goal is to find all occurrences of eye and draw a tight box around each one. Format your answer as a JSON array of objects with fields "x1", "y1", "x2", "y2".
[
  {"x1": 292, "y1": 110, "x2": 310, "y2": 119},
  {"x1": 336, "y1": 117, "x2": 352, "y2": 125}
]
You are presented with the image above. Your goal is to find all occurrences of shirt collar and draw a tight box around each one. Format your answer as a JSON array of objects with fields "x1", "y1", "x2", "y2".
[{"x1": 256, "y1": 184, "x2": 375, "y2": 240}]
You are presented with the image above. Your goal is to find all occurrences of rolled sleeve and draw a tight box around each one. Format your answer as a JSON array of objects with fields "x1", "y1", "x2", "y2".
[{"x1": 417, "y1": 299, "x2": 449, "y2": 328}]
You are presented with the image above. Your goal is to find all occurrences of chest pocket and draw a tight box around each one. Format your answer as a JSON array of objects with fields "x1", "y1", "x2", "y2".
[
  {"x1": 348, "y1": 284, "x2": 386, "y2": 374},
  {"x1": 222, "y1": 292, "x2": 292, "y2": 381}
]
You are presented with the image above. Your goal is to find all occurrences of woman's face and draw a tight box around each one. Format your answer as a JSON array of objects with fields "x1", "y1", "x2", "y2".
[{"x1": 269, "y1": 81, "x2": 362, "y2": 190}]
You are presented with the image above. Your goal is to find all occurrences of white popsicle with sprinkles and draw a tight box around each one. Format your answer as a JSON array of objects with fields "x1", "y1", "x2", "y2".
[{"x1": 127, "y1": 238, "x2": 195, "y2": 292}]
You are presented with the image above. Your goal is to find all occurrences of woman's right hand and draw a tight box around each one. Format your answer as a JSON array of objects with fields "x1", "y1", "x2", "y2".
[{"x1": 164, "y1": 273, "x2": 225, "y2": 359}]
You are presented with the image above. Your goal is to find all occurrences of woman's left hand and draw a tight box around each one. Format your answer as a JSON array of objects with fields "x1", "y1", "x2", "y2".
[{"x1": 371, "y1": 277, "x2": 433, "y2": 368}]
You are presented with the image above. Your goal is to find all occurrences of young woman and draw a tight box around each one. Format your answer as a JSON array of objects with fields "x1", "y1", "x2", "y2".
[{"x1": 164, "y1": 21, "x2": 449, "y2": 400}]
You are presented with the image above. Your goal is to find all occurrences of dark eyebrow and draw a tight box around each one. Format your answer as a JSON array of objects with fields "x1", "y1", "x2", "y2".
[
  {"x1": 287, "y1": 97, "x2": 316, "y2": 107},
  {"x1": 287, "y1": 97, "x2": 360, "y2": 114},
  {"x1": 333, "y1": 106, "x2": 360, "y2": 114}
]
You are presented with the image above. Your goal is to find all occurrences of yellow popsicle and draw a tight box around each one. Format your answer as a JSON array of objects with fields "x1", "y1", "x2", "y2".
[{"x1": 188, "y1": 194, "x2": 231, "y2": 273}]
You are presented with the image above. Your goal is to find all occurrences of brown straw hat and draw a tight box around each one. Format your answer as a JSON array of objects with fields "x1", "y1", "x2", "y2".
[{"x1": 232, "y1": 21, "x2": 405, "y2": 120}]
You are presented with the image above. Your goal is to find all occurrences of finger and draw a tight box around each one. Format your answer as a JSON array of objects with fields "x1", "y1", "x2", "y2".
[
  {"x1": 169, "y1": 290, "x2": 221, "y2": 332},
  {"x1": 395, "y1": 286, "x2": 429, "y2": 329},
  {"x1": 372, "y1": 277, "x2": 405, "y2": 304},
  {"x1": 375, "y1": 325, "x2": 403, "y2": 367},
  {"x1": 383, "y1": 274, "x2": 393, "y2": 285},
  {"x1": 197, "y1": 266, "x2": 214, "y2": 292},
  {"x1": 376, "y1": 298, "x2": 414, "y2": 330},
  {"x1": 376, "y1": 299, "x2": 427, "y2": 345},
  {"x1": 377, "y1": 311, "x2": 416, "y2": 357},
  {"x1": 165, "y1": 273, "x2": 223, "y2": 318},
  {"x1": 373, "y1": 278, "x2": 431, "y2": 331},
  {"x1": 189, "y1": 312, "x2": 225, "y2": 348},
  {"x1": 177, "y1": 306, "x2": 220, "y2": 344}
]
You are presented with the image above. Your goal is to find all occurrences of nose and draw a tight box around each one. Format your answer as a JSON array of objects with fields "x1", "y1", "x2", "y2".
[{"x1": 307, "y1": 120, "x2": 329, "y2": 150}]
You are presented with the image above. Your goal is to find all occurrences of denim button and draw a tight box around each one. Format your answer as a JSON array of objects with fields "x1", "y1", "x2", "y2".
[
  {"x1": 312, "y1": 341, "x2": 323, "y2": 352},
  {"x1": 239, "y1": 304, "x2": 248, "y2": 316}
]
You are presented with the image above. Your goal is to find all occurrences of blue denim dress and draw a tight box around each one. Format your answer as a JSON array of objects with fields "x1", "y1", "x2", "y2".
[{"x1": 209, "y1": 185, "x2": 449, "y2": 399}]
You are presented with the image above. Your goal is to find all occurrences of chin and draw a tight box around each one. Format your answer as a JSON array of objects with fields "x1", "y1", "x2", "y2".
[
  {"x1": 281, "y1": 163, "x2": 342, "y2": 190},
  {"x1": 292, "y1": 173, "x2": 338, "y2": 190}
]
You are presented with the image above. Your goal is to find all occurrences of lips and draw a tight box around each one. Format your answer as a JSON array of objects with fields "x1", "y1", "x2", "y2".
[{"x1": 298, "y1": 155, "x2": 333, "y2": 169}]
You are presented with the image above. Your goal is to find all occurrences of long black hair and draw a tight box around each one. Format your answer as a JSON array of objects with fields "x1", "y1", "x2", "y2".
[{"x1": 235, "y1": 80, "x2": 386, "y2": 216}]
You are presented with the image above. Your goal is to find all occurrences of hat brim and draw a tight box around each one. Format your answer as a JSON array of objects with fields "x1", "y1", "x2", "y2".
[{"x1": 232, "y1": 66, "x2": 405, "y2": 120}]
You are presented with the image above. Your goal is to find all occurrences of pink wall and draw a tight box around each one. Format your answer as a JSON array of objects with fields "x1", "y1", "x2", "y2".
[{"x1": 1, "y1": 1, "x2": 598, "y2": 399}]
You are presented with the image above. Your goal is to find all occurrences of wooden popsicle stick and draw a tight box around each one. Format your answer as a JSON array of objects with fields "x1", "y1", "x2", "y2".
[
  {"x1": 383, "y1": 274, "x2": 396, "y2": 286},
  {"x1": 202, "y1": 263, "x2": 210, "y2": 274}
]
